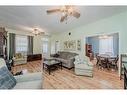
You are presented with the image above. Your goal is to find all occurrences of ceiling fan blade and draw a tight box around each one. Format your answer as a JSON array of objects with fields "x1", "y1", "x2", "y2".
[
  {"x1": 60, "y1": 14, "x2": 68, "y2": 22},
  {"x1": 72, "y1": 11, "x2": 80, "y2": 18},
  {"x1": 47, "y1": 9, "x2": 61, "y2": 14}
]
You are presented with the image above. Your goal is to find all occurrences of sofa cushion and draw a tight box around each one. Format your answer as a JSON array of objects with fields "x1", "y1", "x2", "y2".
[
  {"x1": 66, "y1": 54, "x2": 73, "y2": 59},
  {"x1": 14, "y1": 80, "x2": 42, "y2": 89},
  {"x1": 74, "y1": 56, "x2": 81, "y2": 64},
  {"x1": 0, "y1": 58, "x2": 7, "y2": 68},
  {"x1": 55, "y1": 58, "x2": 68, "y2": 63},
  {"x1": 14, "y1": 58, "x2": 26, "y2": 61},
  {"x1": 14, "y1": 72, "x2": 42, "y2": 83},
  {"x1": 75, "y1": 69, "x2": 93, "y2": 77},
  {"x1": 0, "y1": 67, "x2": 17, "y2": 89},
  {"x1": 59, "y1": 53, "x2": 66, "y2": 59},
  {"x1": 75, "y1": 64, "x2": 93, "y2": 70}
]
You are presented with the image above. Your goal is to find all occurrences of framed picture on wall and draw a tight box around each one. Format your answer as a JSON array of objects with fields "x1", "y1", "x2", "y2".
[
  {"x1": 77, "y1": 40, "x2": 81, "y2": 51},
  {"x1": 64, "y1": 40, "x2": 76, "y2": 50}
]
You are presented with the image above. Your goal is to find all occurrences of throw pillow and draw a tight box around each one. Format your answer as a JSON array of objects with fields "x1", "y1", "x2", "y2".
[
  {"x1": 74, "y1": 56, "x2": 82, "y2": 64},
  {"x1": 15, "y1": 53, "x2": 22, "y2": 59},
  {"x1": 0, "y1": 67, "x2": 17, "y2": 89}
]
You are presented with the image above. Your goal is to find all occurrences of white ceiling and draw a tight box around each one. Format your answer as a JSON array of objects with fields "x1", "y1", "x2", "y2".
[{"x1": 0, "y1": 6, "x2": 127, "y2": 35}]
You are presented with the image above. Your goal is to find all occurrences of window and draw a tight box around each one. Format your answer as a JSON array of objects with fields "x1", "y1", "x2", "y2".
[
  {"x1": 42, "y1": 38, "x2": 49, "y2": 54},
  {"x1": 42, "y1": 42, "x2": 48, "y2": 53},
  {"x1": 15, "y1": 35, "x2": 28, "y2": 53},
  {"x1": 55, "y1": 41, "x2": 60, "y2": 53},
  {"x1": 99, "y1": 36, "x2": 114, "y2": 55}
]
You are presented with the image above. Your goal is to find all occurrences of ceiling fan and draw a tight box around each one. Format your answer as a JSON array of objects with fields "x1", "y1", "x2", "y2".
[{"x1": 46, "y1": 6, "x2": 80, "y2": 23}]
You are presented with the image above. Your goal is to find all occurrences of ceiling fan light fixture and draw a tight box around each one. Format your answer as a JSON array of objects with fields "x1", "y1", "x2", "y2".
[
  {"x1": 32, "y1": 28, "x2": 44, "y2": 36},
  {"x1": 60, "y1": 6, "x2": 66, "y2": 12},
  {"x1": 68, "y1": 7, "x2": 74, "y2": 14}
]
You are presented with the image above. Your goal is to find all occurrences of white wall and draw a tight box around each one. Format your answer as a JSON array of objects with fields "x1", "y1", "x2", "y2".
[
  {"x1": 50, "y1": 11, "x2": 127, "y2": 76},
  {"x1": 51, "y1": 11, "x2": 127, "y2": 56},
  {"x1": 33, "y1": 35, "x2": 42, "y2": 54}
]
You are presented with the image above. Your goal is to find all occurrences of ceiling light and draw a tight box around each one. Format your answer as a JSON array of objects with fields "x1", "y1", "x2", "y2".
[
  {"x1": 32, "y1": 28, "x2": 44, "y2": 36},
  {"x1": 99, "y1": 35, "x2": 109, "y2": 39}
]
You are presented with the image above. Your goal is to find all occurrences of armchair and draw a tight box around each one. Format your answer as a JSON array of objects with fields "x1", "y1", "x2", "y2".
[
  {"x1": 74, "y1": 56, "x2": 94, "y2": 77},
  {"x1": 13, "y1": 53, "x2": 27, "y2": 66}
]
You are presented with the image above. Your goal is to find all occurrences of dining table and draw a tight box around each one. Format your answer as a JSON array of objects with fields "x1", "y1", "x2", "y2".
[
  {"x1": 98, "y1": 54, "x2": 117, "y2": 59},
  {"x1": 97, "y1": 54, "x2": 118, "y2": 70}
]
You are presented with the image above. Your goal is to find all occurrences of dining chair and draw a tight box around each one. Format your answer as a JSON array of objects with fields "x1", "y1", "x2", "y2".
[
  {"x1": 105, "y1": 52, "x2": 113, "y2": 56},
  {"x1": 99, "y1": 54, "x2": 110, "y2": 57},
  {"x1": 108, "y1": 55, "x2": 119, "y2": 70},
  {"x1": 98, "y1": 57, "x2": 108, "y2": 69},
  {"x1": 95, "y1": 53, "x2": 99, "y2": 66}
]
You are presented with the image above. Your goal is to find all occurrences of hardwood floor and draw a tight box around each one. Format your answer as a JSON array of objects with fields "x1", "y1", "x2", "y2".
[
  {"x1": 12, "y1": 60, "x2": 123, "y2": 89},
  {"x1": 12, "y1": 60, "x2": 42, "y2": 74}
]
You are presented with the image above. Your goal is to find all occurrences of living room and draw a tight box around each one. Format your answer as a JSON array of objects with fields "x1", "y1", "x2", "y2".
[
  {"x1": 46, "y1": 6, "x2": 127, "y2": 88},
  {"x1": 0, "y1": 6, "x2": 127, "y2": 90}
]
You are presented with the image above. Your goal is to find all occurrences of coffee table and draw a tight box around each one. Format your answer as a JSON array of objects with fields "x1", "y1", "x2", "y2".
[
  {"x1": 43, "y1": 57, "x2": 55, "y2": 61},
  {"x1": 43, "y1": 60, "x2": 62, "y2": 75}
]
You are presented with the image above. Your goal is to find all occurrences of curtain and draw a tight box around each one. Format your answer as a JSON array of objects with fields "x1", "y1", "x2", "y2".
[
  {"x1": 99, "y1": 37, "x2": 114, "y2": 55},
  {"x1": 27, "y1": 36, "x2": 33, "y2": 55},
  {"x1": 9, "y1": 33, "x2": 15, "y2": 59}
]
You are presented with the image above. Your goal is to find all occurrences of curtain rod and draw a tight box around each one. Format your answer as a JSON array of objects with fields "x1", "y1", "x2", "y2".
[
  {"x1": 9, "y1": 33, "x2": 34, "y2": 37},
  {"x1": 16, "y1": 34, "x2": 34, "y2": 37}
]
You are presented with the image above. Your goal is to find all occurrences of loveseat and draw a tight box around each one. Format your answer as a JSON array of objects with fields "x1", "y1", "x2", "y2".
[{"x1": 50, "y1": 51, "x2": 78, "y2": 69}]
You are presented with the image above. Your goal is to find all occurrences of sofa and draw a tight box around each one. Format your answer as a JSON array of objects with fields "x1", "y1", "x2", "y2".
[
  {"x1": 0, "y1": 58, "x2": 42, "y2": 89},
  {"x1": 74, "y1": 56, "x2": 94, "y2": 77},
  {"x1": 50, "y1": 51, "x2": 78, "y2": 69}
]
